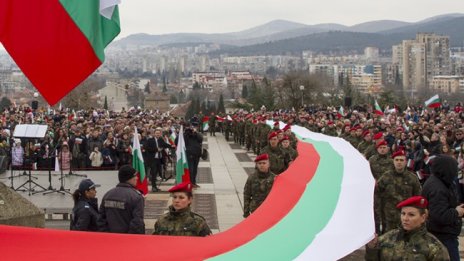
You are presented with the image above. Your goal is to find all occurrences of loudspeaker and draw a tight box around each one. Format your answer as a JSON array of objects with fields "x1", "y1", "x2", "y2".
[
  {"x1": 344, "y1": 97, "x2": 352, "y2": 107},
  {"x1": 31, "y1": 100, "x2": 38, "y2": 110}
]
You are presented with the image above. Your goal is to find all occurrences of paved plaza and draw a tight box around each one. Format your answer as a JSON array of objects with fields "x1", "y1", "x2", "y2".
[{"x1": 1, "y1": 132, "x2": 463, "y2": 260}]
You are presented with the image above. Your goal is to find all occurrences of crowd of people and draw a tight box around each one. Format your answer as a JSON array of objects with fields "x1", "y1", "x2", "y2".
[{"x1": 1, "y1": 101, "x2": 464, "y2": 259}]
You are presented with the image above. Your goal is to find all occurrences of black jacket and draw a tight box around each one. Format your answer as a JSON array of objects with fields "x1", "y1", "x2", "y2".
[
  {"x1": 143, "y1": 136, "x2": 171, "y2": 160},
  {"x1": 422, "y1": 155, "x2": 462, "y2": 237},
  {"x1": 99, "y1": 183, "x2": 145, "y2": 234},
  {"x1": 70, "y1": 198, "x2": 100, "y2": 231},
  {"x1": 183, "y1": 131, "x2": 203, "y2": 157}
]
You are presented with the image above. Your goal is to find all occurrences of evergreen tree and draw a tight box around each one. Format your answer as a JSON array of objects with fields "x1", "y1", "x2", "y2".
[
  {"x1": 144, "y1": 81, "x2": 151, "y2": 93},
  {"x1": 241, "y1": 84, "x2": 248, "y2": 98},
  {"x1": 104, "y1": 96, "x2": 108, "y2": 110},
  {"x1": 218, "y1": 94, "x2": 225, "y2": 113}
]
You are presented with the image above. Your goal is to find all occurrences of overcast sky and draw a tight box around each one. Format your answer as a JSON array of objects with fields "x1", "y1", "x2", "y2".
[{"x1": 118, "y1": 0, "x2": 460, "y2": 37}]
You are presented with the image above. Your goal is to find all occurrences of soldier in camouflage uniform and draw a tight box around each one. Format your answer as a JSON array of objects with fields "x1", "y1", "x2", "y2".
[
  {"x1": 369, "y1": 140, "x2": 393, "y2": 234},
  {"x1": 258, "y1": 118, "x2": 271, "y2": 154},
  {"x1": 280, "y1": 136, "x2": 298, "y2": 170},
  {"x1": 224, "y1": 119, "x2": 231, "y2": 141},
  {"x1": 357, "y1": 130, "x2": 372, "y2": 154},
  {"x1": 238, "y1": 119, "x2": 246, "y2": 146},
  {"x1": 365, "y1": 132, "x2": 384, "y2": 160},
  {"x1": 245, "y1": 118, "x2": 253, "y2": 151},
  {"x1": 323, "y1": 121, "x2": 338, "y2": 137},
  {"x1": 282, "y1": 124, "x2": 297, "y2": 150},
  {"x1": 376, "y1": 150, "x2": 422, "y2": 234},
  {"x1": 153, "y1": 182, "x2": 211, "y2": 237},
  {"x1": 262, "y1": 131, "x2": 286, "y2": 175},
  {"x1": 366, "y1": 196, "x2": 449, "y2": 261},
  {"x1": 243, "y1": 153, "x2": 275, "y2": 217}
]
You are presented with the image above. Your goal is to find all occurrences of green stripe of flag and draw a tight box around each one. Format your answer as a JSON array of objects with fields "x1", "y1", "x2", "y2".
[
  {"x1": 59, "y1": 0, "x2": 120, "y2": 62},
  {"x1": 209, "y1": 138, "x2": 343, "y2": 260}
]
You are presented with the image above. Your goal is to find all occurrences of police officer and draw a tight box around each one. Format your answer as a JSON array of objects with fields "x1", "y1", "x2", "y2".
[
  {"x1": 70, "y1": 179, "x2": 101, "y2": 231},
  {"x1": 153, "y1": 182, "x2": 211, "y2": 237},
  {"x1": 366, "y1": 196, "x2": 450, "y2": 261},
  {"x1": 243, "y1": 153, "x2": 275, "y2": 218},
  {"x1": 99, "y1": 165, "x2": 145, "y2": 234}
]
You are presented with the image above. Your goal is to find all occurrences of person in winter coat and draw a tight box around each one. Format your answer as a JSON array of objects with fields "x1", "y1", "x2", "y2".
[
  {"x1": 422, "y1": 155, "x2": 464, "y2": 261},
  {"x1": 70, "y1": 179, "x2": 101, "y2": 231}
]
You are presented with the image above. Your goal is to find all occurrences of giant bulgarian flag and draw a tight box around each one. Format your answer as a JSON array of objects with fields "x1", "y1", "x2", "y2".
[
  {"x1": 0, "y1": 0, "x2": 120, "y2": 105},
  {"x1": 0, "y1": 121, "x2": 375, "y2": 260},
  {"x1": 175, "y1": 126, "x2": 190, "y2": 184},
  {"x1": 132, "y1": 127, "x2": 148, "y2": 195}
]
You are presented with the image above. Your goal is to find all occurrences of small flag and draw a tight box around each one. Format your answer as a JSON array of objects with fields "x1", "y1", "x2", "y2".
[
  {"x1": 424, "y1": 94, "x2": 441, "y2": 108},
  {"x1": 337, "y1": 106, "x2": 344, "y2": 119},
  {"x1": 216, "y1": 116, "x2": 225, "y2": 122},
  {"x1": 202, "y1": 116, "x2": 209, "y2": 131},
  {"x1": 374, "y1": 100, "x2": 384, "y2": 116},
  {"x1": 132, "y1": 127, "x2": 148, "y2": 195},
  {"x1": 175, "y1": 126, "x2": 191, "y2": 184},
  {"x1": 227, "y1": 115, "x2": 233, "y2": 121},
  {"x1": 169, "y1": 128, "x2": 176, "y2": 145}
]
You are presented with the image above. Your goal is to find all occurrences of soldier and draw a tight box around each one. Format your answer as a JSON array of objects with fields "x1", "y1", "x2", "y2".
[
  {"x1": 280, "y1": 135, "x2": 298, "y2": 170},
  {"x1": 282, "y1": 124, "x2": 297, "y2": 149},
  {"x1": 224, "y1": 117, "x2": 231, "y2": 141},
  {"x1": 153, "y1": 182, "x2": 212, "y2": 237},
  {"x1": 366, "y1": 196, "x2": 450, "y2": 261},
  {"x1": 243, "y1": 154, "x2": 275, "y2": 218},
  {"x1": 208, "y1": 112, "x2": 216, "y2": 136},
  {"x1": 376, "y1": 150, "x2": 422, "y2": 233},
  {"x1": 369, "y1": 140, "x2": 392, "y2": 234},
  {"x1": 357, "y1": 130, "x2": 372, "y2": 154},
  {"x1": 365, "y1": 132, "x2": 384, "y2": 160},
  {"x1": 262, "y1": 132, "x2": 286, "y2": 175},
  {"x1": 323, "y1": 121, "x2": 338, "y2": 137}
]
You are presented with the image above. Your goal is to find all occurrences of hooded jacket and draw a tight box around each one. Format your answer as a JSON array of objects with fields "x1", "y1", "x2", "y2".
[{"x1": 422, "y1": 154, "x2": 462, "y2": 237}]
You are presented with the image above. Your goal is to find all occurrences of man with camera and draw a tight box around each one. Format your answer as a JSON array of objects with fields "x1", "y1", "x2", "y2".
[{"x1": 181, "y1": 125, "x2": 203, "y2": 188}]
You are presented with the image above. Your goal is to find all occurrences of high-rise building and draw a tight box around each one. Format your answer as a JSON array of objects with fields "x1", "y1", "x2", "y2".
[{"x1": 392, "y1": 33, "x2": 450, "y2": 93}]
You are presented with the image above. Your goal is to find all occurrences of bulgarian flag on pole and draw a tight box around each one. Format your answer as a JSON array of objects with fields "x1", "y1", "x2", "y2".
[
  {"x1": 424, "y1": 94, "x2": 441, "y2": 108},
  {"x1": 175, "y1": 126, "x2": 191, "y2": 184},
  {"x1": 374, "y1": 99, "x2": 384, "y2": 115},
  {"x1": 0, "y1": 0, "x2": 120, "y2": 105},
  {"x1": 132, "y1": 127, "x2": 148, "y2": 195},
  {"x1": 202, "y1": 116, "x2": 210, "y2": 131}
]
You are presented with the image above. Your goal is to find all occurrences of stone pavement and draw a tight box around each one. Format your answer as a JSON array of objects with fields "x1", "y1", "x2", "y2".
[{"x1": 1, "y1": 132, "x2": 463, "y2": 260}]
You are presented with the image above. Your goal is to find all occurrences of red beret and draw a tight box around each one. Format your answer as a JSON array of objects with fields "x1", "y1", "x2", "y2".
[
  {"x1": 283, "y1": 124, "x2": 291, "y2": 131},
  {"x1": 396, "y1": 196, "x2": 428, "y2": 209},
  {"x1": 373, "y1": 132, "x2": 383, "y2": 140},
  {"x1": 362, "y1": 130, "x2": 370, "y2": 137},
  {"x1": 281, "y1": 135, "x2": 289, "y2": 141},
  {"x1": 376, "y1": 140, "x2": 388, "y2": 148},
  {"x1": 276, "y1": 129, "x2": 283, "y2": 134},
  {"x1": 268, "y1": 132, "x2": 278, "y2": 140},
  {"x1": 255, "y1": 153, "x2": 269, "y2": 162},
  {"x1": 274, "y1": 121, "x2": 279, "y2": 127},
  {"x1": 245, "y1": 114, "x2": 253, "y2": 119},
  {"x1": 168, "y1": 182, "x2": 193, "y2": 193},
  {"x1": 349, "y1": 126, "x2": 358, "y2": 132},
  {"x1": 391, "y1": 150, "x2": 406, "y2": 159},
  {"x1": 327, "y1": 121, "x2": 334, "y2": 125}
]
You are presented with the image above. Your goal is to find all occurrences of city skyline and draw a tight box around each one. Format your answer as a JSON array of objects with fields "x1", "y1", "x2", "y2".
[{"x1": 118, "y1": 0, "x2": 460, "y2": 37}]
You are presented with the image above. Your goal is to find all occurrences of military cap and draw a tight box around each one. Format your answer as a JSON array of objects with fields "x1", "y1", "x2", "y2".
[
  {"x1": 282, "y1": 124, "x2": 291, "y2": 131},
  {"x1": 327, "y1": 121, "x2": 334, "y2": 125},
  {"x1": 254, "y1": 153, "x2": 269, "y2": 162},
  {"x1": 362, "y1": 130, "x2": 370, "y2": 137},
  {"x1": 276, "y1": 129, "x2": 283, "y2": 134},
  {"x1": 169, "y1": 182, "x2": 193, "y2": 193},
  {"x1": 396, "y1": 195, "x2": 428, "y2": 209},
  {"x1": 268, "y1": 132, "x2": 278, "y2": 140},
  {"x1": 274, "y1": 121, "x2": 280, "y2": 127},
  {"x1": 391, "y1": 150, "x2": 406, "y2": 159},
  {"x1": 281, "y1": 135, "x2": 289, "y2": 141},
  {"x1": 350, "y1": 126, "x2": 358, "y2": 132},
  {"x1": 245, "y1": 114, "x2": 253, "y2": 119},
  {"x1": 376, "y1": 140, "x2": 388, "y2": 148},
  {"x1": 372, "y1": 132, "x2": 383, "y2": 140}
]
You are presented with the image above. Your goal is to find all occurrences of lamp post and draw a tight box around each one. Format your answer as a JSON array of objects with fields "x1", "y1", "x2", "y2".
[{"x1": 299, "y1": 85, "x2": 305, "y2": 108}]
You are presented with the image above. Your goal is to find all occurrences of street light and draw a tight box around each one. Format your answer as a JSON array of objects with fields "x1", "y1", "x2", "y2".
[{"x1": 299, "y1": 85, "x2": 305, "y2": 108}]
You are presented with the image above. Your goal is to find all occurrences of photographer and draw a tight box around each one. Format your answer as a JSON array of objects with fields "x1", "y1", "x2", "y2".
[{"x1": 179, "y1": 125, "x2": 203, "y2": 188}]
